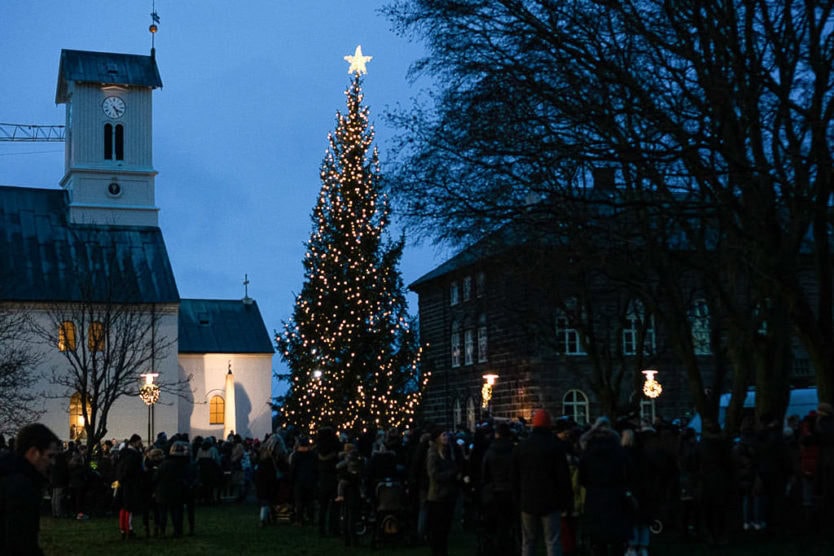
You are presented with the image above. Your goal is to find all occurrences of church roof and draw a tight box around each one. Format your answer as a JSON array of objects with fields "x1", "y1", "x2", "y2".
[
  {"x1": 56, "y1": 49, "x2": 163, "y2": 103},
  {"x1": 178, "y1": 299, "x2": 275, "y2": 355},
  {"x1": 0, "y1": 185, "x2": 179, "y2": 304}
]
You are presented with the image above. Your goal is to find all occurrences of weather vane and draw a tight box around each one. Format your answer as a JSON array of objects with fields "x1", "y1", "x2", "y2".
[
  {"x1": 344, "y1": 45, "x2": 372, "y2": 75},
  {"x1": 149, "y1": 1, "x2": 161, "y2": 53}
]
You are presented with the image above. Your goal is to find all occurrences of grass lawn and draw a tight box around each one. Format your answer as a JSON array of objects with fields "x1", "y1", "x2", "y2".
[{"x1": 40, "y1": 502, "x2": 834, "y2": 556}]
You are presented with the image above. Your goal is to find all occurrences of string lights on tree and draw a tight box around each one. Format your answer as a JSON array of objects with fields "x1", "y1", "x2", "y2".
[{"x1": 276, "y1": 46, "x2": 427, "y2": 435}]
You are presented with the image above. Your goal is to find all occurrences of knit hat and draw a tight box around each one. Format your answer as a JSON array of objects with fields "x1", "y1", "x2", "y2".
[
  {"x1": 818, "y1": 402, "x2": 833, "y2": 416},
  {"x1": 532, "y1": 409, "x2": 552, "y2": 429}
]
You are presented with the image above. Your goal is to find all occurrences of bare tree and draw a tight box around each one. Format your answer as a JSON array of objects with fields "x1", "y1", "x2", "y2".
[
  {"x1": 0, "y1": 309, "x2": 45, "y2": 435},
  {"x1": 384, "y1": 0, "x2": 834, "y2": 418},
  {"x1": 27, "y1": 234, "x2": 189, "y2": 451}
]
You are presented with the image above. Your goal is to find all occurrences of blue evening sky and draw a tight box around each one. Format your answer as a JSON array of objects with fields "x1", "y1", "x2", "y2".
[{"x1": 0, "y1": 1, "x2": 449, "y2": 396}]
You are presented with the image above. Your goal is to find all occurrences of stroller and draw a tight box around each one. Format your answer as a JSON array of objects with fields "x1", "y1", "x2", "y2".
[{"x1": 370, "y1": 478, "x2": 408, "y2": 549}]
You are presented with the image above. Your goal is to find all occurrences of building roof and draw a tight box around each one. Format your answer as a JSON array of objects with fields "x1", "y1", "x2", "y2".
[
  {"x1": 56, "y1": 49, "x2": 163, "y2": 103},
  {"x1": 178, "y1": 299, "x2": 275, "y2": 354},
  {"x1": 0, "y1": 185, "x2": 179, "y2": 303}
]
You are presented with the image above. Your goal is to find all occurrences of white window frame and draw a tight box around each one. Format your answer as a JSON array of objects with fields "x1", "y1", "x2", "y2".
[
  {"x1": 464, "y1": 329, "x2": 475, "y2": 366},
  {"x1": 466, "y1": 397, "x2": 476, "y2": 432},
  {"x1": 453, "y1": 398, "x2": 462, "y2": 430},
  {"x1": 690, "y1": 298, "x2": 711, "y2": 355},
  {"x1": 477, "y1": 315, "x2": 488, "y2": 363},
  {"x1": 556, "y1": 315, "x2": 585, "y2": 355},
  {"x1": 450, "y1": 281, "x2": 460, "y2": 306},
  {"x1": 562, "y1": 389, "x2": 589, "y2": 425},
  {"x1": 640, "y1": 399, "x2": 656, "y2": 423},
  {"x1": 451, "y1": 323, "x2": 461, "y2": 368},
  {"x1": 623, "y1": 299, "x2": 656, "y2": 356}
]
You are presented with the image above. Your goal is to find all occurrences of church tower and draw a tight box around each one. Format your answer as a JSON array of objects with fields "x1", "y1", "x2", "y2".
[{"x1": 56, "y1": 49, "x2": 162, "y2": 226}]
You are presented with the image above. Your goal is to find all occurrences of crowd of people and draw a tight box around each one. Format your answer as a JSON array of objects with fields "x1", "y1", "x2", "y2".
[{"x1": 2, "y1": 401, "x2": 834, "y2": 555}]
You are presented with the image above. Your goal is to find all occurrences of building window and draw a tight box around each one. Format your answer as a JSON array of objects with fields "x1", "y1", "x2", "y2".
[
  {"x1": 623, "y1": 299, "x2": 655, "y2": 355},
  {"x1": 451, "y1": 321, "x2": 461, "y2": 368},
  {"x1": 88, "y1": 321, "x2": 105, "y2": 352},
  {"x1": 476, "y1": 272, "x2": 485, "y2": 298},
  {"x1": 477, "y1": 314, "x2": 488, "y2": 363},
  {"x1": 104, "y1": 123, "x2": 124, "y2": 160},
  {"x1": 450, "y1": 281, "x2": 460, "y2": 306},
  {"x1": 466, "y1": 397, "x2": 476, "y2": 432},
  {"x1": 562, "y1": 389, "x2": 589, "y2": 425},
  {"x1": 58, "y1": 321, "x2": 77, "y2": 351},
  {"x1": 464, "y1": 329, "x2": 474, "y2": 366},
  {"x1": 555, "y1": 300, "x2": 586, "y2": 355},
  {"x1": 104, "y1": 124, "x2": 113, "y2": 159},
  {"x1": 689, "y1": 298, "x2": 711, "y2": 355},
  {"x1": 640, "y1": 399, "x2": 656, "y2": 423},
  {"x1": 115, "y1": 124, "x2": 124, "y2": 160},
  {"x1": 209, "y1": 395, "x2": 225, "y2": 425},
  {"x1": 453, "y1": 398, "x2": 462, "y2": 430},
  {"x1": 462, "y1": 276, "x2": 472, "y2": 302},
  {"x1": 69, "y1": 392, "x2": 87, "y2": 441}
]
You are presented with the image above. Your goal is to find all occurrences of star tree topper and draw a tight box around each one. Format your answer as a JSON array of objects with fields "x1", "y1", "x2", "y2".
[{"x1": 345, "y1": 45, "x2": 372, "y2": 75}]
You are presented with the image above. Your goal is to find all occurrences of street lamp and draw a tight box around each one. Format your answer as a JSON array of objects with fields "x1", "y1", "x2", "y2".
[
  {"x1": 642, "y1": 369, "x2": 662, "y2": 399},
  {"x1": 482, "y1": 373, "x2": 499, "y2": 415},
  {"x1": 139, "y1": 372, "x2": 159, "y2": 444}
]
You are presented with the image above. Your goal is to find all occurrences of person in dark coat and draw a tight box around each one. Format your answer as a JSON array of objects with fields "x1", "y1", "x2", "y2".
[
  {"x1": 115, "y1": 434, "x2": 144, "y2": 540},
  {"x1": 481, "y1": 422, "x2": 517, "y2": 555},
  {"x1": 254, "y1": 434, "x2": 287, "y2": 527},
  {"x1": 49, "y1": 443, "x2": 70, "y2": 518},
  {"x1": 698, "y1": 419, "x2": 733, "y2": 545},
  {"x1": 816, "y1": 402, "x2": 834, "y2": 539},
  {"x1": 426, "y1": 429, "x2": 462, "y2": 556},
  {"x1": 0, "y1": 423, "x2": 61, "y2": 556},
  {"x1": 513, "y1": 409, "x2": 573, "y2": 556},
  {"x1": 315, "y1": 426, "x2": 340, "y2": 537},
  {"x1": 579, "y1": 417, "x2": 630, "y2": 556},
  {"x1": 732, "y1": 416, "x2": 763, "y2": 530},
  {"x1": 155, "y1": 441, "x2": 191, "y2": 537},
  {"x1": 756, "y1": 413, "x2": 791, "y2": 530},
  {"x1": 408, "y1": 428, "x2": 433, "y2": 540},
  {"x1": 289, "y1": 436, "x2": 317, "y2": 526}
]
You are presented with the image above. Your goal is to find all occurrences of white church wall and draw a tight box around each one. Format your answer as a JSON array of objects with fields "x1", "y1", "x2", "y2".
[
  {"x1": 14, "y1": 305, "x2": 179, "y2": 444},
  {"x1": 179, "y1": 353, "x2": 273, "y2": 441}
]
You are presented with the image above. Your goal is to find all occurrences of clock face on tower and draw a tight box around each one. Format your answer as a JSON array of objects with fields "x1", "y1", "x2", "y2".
[{"x1": 102, "y1": 96, "x2": 126, "y2": 119}]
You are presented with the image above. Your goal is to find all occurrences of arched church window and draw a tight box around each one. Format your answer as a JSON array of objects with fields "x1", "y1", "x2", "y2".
[
  {"x1": 88, "y1": 321, "x2": 105, "y2": 352},
  {"x1": 58, "y1": 321, "x2": 77, "y2": 351},
  {"x1": 209, "y1": 395, "x2": 225, "y2": 425},
  {"x1": 69, "y1": 392, "x2": 87, "y2": 441},
  {"x1": 453, "y1": 398, "x2": 462, "y2": 431}
]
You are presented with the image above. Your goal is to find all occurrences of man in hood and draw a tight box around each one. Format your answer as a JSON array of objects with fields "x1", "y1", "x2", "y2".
[{"x1": 0, "y1": 423, "x2": 61, "y2": 555}]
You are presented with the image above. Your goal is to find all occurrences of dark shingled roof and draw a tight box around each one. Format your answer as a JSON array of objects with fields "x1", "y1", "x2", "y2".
[
  {"x1": 0, "y1": 185, "x2": 179, "y2": 304},
  {"x1": 56, "y1": 49, "x2": 163, "y2": 103},
  {"x1": 178, "y1": 299, "x2": 274, "y2": 354}
]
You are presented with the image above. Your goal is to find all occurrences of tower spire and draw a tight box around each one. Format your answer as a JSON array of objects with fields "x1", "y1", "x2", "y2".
[{"x1": 149, "y1": 1, "x2": 160, "y2": 58}]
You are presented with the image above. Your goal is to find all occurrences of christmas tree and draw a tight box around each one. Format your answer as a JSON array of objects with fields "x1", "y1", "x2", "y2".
[{"x1": 276, "y1": 47, "x2": 426, "y2": 435}]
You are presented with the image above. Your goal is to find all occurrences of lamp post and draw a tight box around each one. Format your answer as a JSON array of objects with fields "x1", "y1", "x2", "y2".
[
  {"x1": 642, "y1": 369, "x2": 662, "y2": 399},
  {"x1": 482, "y1": 373, "x2": 499, "y2": 417},
  {"x1": 139, "y1": 372, "x2": 159, "y2": 445}
]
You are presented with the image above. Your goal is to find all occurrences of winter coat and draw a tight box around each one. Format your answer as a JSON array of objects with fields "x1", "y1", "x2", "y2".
[
  {"x1": 698, "y1": 430, "x2": 733, "y2": 504},
  {"x1": 154, "y1": 456, "x2": 189, "y2": 506},
  {"x1": 579, "y1": 428, "x2": 631, "y2": 544},
  {"x1": 254, "y1": 456, "x2": 279, "y2": 502},
  {"x1": 732, "y1": 432, "x2": 759, "y2": 493},
  {"x1": 49, "y1": 450, "x2": 70, "y2": 489},
  {"x1": 482, "y1": 436, "x2": 514, "y2": 495},
  {"x1": 0, "y1": 452, "x2": 47, "y2": 556},
  {"x1": 427, "y1": 443, "x2": 459, "y2": 502},
  {"x1": 115, "y1": 446, "x2": 144, "y2": 513},
  {"x1": 513, "y1": 427, "x2": 573, "y2": 516},
  {"x1": 624, "y1": 433, "x2": 669, "y2": 526},
  {"x1": 289, "y1": 447, "x2": 317, "y2": 489}
]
